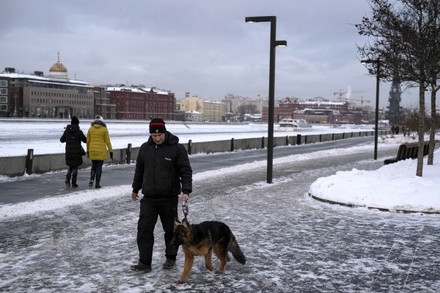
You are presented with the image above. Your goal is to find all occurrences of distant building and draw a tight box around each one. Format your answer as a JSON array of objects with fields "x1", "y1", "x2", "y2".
[
  {"x1": 179, "y1": 96, "x2": 226, "y2": 122},
  {"x1": 243, "y1": 113, "x2": 262, "y2": 122},
  {"x1": 106, "y1": 86, "x2": 175, "y2": 120},
  {"x1": 0, "y1": 54, "x2": 179, "y2": 120},
  {"x1": 0, "y1": 76, "x2": 8, "y2": 117},
  {"x1": 94, "y1": 86, "x2": 116, "y2": 120},
  {"x1": 0, "y1": 54, "x2": 99, "y2": 119},
  {"x1": 261, "y1": 96, "x2": 378, "y2": 124},
  {"x1": 222, "y1": 94, "x2": 265, "y2": 114},
  {"x1": 386, "y1": 75, "x2": 403, "y2": 125},
  {"x1": 262, "y1": 97, "x2": 348, "y2": 123},
  {"x1": 184, "y1": 110, "x2": 203, "y2": 122}
]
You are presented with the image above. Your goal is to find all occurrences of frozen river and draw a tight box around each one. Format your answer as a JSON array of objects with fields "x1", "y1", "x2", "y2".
[{"x1": 0, "y1": 119, "x2": 374, "y2": 157}]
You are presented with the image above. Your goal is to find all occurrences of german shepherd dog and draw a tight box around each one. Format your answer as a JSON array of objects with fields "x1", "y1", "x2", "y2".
[{"x1": 171, "y1": 218, "x2": 246, "y2": 283}]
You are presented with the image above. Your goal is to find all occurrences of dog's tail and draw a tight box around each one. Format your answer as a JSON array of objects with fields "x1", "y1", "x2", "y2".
[{"x1": 228, "y1": 234, "x2": 246, "y2": 265}]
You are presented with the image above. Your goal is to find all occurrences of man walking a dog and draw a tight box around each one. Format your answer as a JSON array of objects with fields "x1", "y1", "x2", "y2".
[{"x1": 130, "y1": 118, "x2": 192, "y2": 273}]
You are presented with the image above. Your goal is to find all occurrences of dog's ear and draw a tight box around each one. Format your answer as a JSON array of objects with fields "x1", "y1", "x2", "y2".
[
  {"x1": 182, "y1": 218, "x2": 190, "y2": 227},
  {"x1": 174, "y1": 218, "x2": 181, "y2": 226}
]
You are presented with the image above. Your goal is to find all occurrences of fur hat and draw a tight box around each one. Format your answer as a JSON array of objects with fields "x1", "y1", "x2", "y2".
[
  {"x1": 149, "y1": 118, "x2": 166, "y2": 134},
  {"x1": 71, "y1": 116, "x2": 79, "y2": 125},
  {"x1": 95, "y1": 115, "x2": 104, "y2": 121}
]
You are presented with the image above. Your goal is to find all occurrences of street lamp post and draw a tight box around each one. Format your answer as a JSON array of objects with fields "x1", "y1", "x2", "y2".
[
  {"x1": 361, "y1": 59, "x2": 380, "y2": 160},
  {"x1": 246, "y1": 16, "x2": 287, "y2": 183}
]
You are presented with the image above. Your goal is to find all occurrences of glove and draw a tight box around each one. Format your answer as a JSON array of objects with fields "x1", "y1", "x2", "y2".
[{"x1": 110, "y1": 152, "x2": 113, "y2": 160}]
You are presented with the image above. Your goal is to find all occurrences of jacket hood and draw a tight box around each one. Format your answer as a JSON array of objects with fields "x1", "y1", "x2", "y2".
[
  {"x1": 91, "y1": 120, "x2": 107, "y2": 128},
  {"x1": 66, "y1": 124, "x2": 80, "y2": 133}
]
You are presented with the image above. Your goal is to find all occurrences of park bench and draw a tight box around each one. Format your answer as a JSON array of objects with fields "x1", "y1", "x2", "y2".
[{"x1": 384, "y1": 141, "x2": 432, "y2": 165}]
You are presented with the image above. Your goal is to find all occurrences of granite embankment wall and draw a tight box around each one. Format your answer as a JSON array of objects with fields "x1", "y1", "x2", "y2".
[{"x1": 0, "y1": 131, "x2": 385, "y2": 177}]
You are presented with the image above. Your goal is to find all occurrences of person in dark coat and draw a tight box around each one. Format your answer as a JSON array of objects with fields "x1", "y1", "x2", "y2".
[
  {"x1": 60, "y1": 116, "x2": 87, "y2": 187},
  {"x1": 130, "y1": 118, "x2": 192, "y2": 273}
]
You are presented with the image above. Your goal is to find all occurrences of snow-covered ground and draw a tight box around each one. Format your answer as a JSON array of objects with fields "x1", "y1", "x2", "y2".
[{"x1": 1, "y1": 120, "x2": 440, "y2": 292}]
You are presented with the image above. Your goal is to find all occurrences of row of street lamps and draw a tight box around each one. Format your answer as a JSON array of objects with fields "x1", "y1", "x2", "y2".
[{"x1": 246, "y1": 16, "x2": 381, "y2": 184}]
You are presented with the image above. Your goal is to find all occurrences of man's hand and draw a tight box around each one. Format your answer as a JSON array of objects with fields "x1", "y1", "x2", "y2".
[
  {"x1": 132, "y1": 192, "x2": 139, "y2": 201},
  {"x1": 182, "y1": 193, "x2": 189, "y2": 202}
]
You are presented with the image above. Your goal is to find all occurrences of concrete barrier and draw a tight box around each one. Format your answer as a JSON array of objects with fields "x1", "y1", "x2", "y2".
[
  {"x1": 320, "y1": 133, "x2": 333, "y2": 142},
  {"x1": 1, "y1": 156, "x2": 27, "y2": 177},
  {"x1": 0, "y1": 131, "x2": 388, "y2": 177},
  {"x1": 304, "y1": 134, "x2": 321, "y2": 144},
  {"x1": 233, "y1": 137, "x2": 264, "y2": 151}
]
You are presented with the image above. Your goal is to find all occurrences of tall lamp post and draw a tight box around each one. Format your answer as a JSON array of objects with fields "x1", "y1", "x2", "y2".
[
  {"x1": 361, "y1": 59, "x2": 380, "y2": 160},
  {"x1": 246, "y1": 16, "x2": 287, "y2": 183}
]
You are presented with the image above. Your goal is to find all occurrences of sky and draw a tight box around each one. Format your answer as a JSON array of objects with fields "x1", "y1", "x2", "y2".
[{"x1": 0, "y1": 0, "x2": 420, "y2": 108}]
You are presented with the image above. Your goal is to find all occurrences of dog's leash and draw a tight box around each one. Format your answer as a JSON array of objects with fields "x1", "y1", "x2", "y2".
[{"x1": 182, "y1": 201, "x2": 189, "y2": 220}]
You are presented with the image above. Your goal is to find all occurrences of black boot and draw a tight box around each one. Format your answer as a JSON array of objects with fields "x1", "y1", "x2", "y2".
[
  {"x1": 89, "y1": 169, "x2": 96, "y2": 187},
  {"x1": 65, "y1": 168, "x2": 72, "y2": 187},
  {"x1": 72, "y1": 167, "x2": 78, "y2": 188},
  {"x1": 95, "y1": 171, "x2": 102, "y2": 189}
]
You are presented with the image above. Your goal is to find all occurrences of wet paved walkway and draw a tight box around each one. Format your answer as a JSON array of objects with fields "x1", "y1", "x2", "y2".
[{"x1": 1, "y1": 145, "x2": 440, "y2": 292}]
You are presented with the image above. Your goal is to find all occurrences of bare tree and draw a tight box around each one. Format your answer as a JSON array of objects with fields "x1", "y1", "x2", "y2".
[
  {"x1": 356, "y1": 0, "x2": 440, "y2": 176},
  {"x1": 428, "y1": 86, "x2": 438, "y2": 165}
]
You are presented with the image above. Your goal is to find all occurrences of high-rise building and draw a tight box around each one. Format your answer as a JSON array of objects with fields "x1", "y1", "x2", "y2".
[{"x1": 386, "y1": 75, "x2": 402, "y2": 125}]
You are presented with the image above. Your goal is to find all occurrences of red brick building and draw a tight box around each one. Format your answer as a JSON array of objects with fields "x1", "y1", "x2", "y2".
[
  {"x1": 106, "y1": 86, "x2": 175, "y2": 120},
  {"x1": 262, "y1": 97, "x2": 360, "y2": 124}
]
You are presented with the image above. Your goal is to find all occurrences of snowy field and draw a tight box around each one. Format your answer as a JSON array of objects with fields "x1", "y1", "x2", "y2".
[{"x1": 1, "y1": 120, "x2": 440, "y2": 292}]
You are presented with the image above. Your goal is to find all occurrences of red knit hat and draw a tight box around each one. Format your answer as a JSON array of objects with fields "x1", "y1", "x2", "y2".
[{"x1": 149, "y1": 118, "x2": 166, "y2": 133}]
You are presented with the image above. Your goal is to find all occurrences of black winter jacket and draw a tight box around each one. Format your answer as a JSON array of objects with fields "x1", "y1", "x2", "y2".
[
  {"x1": 60, "y1": 124, "x2": 87, "y2": 167},
  {"x1": 132, "y1": 132, "x2": 192, "y2": 200}
]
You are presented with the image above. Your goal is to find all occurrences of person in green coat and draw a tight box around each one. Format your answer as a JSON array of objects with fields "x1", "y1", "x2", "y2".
[{"x1": 86, "y1": 115, "x2": 113, "y2": 188}]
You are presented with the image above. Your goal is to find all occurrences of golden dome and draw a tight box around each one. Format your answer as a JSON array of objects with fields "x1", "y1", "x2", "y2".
[{"x1": 49, "y1": 52, "x2": 68, "y2": 73}]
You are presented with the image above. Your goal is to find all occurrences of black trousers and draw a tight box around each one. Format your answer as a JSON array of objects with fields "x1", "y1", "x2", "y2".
[
  {"x1": 91, "y1": 160, "x2": 104, "y2": 172},
  {"x1": 137, "y1": 196, "x2": 178, "y2": 265}
]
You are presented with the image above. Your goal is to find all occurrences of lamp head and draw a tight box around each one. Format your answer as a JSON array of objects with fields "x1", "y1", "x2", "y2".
[
  {"x1": 245, "y1": 16, "x2": 276, "y2": 23},
  {"x1": 275, "y1": 40, "x2": 287, "y2": 47},
  {"x1": 361, "y1": 59, "x2": 379, "y2": 64}
]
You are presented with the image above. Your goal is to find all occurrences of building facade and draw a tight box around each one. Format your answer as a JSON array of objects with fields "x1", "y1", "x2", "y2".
[
  {"x1": 0, "y1": 56, "x2": 96, "y2": 119},
  {"x1": 0, "y1": 76, "x2": 8, "y2": 117},
  {"x1": 106, "y1": 86, "x2": 175, "y2": 120},
  {"x1": 94, "y1": 86, "x2": 116, "y2": 120},
  {"x1": 261, "y1": 96, "x2": 378, "y2": 124},
  {"x1": 222, "y1": 94, "x2": 266, "y2": 114},
  {"x1": 179, "y1": 96, "x2": 226, "y2": 122}
]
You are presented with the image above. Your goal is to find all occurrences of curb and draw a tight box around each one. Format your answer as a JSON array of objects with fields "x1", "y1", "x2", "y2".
[{"x1": 308, "y1": 193, "x2": 440, "y2": 215}]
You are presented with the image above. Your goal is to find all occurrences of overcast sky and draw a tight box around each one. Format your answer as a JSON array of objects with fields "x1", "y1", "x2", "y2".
[{"x1": 0, "y1": 0, "x2": 419, "y2": 108}]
